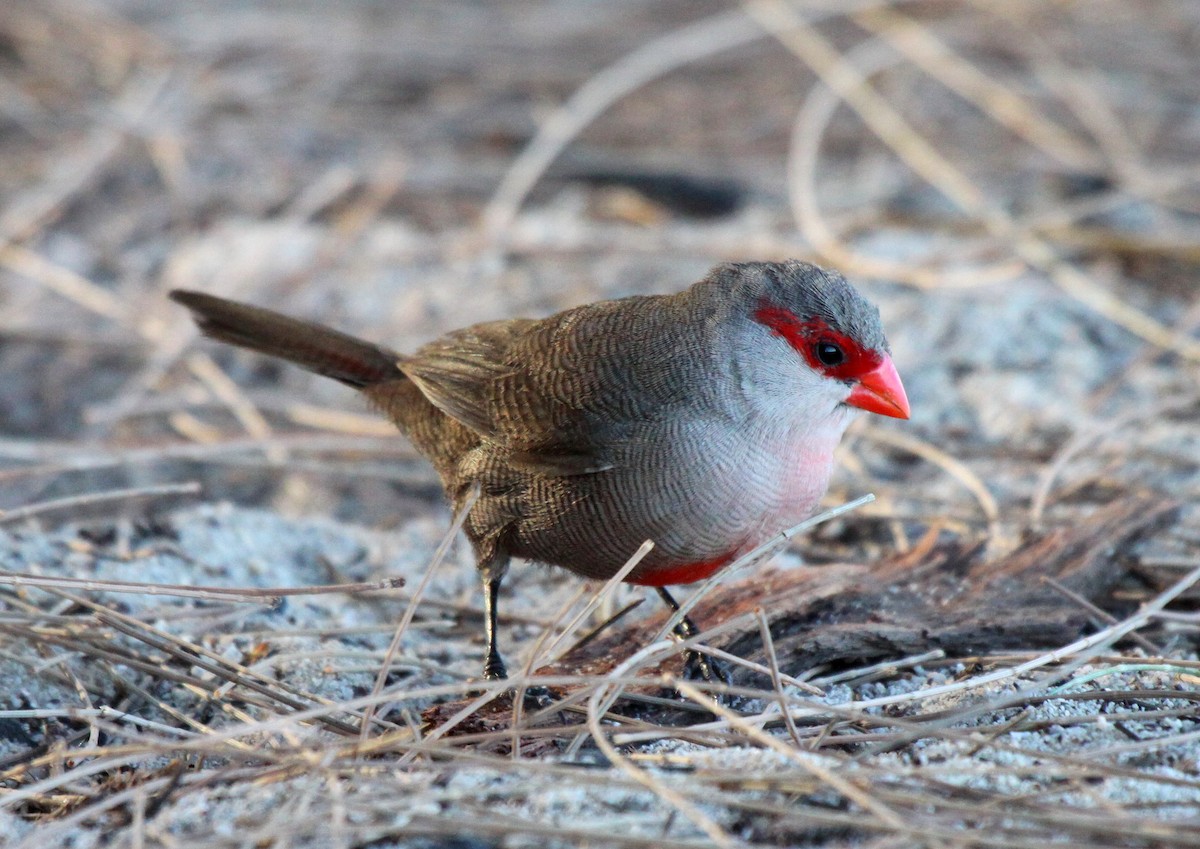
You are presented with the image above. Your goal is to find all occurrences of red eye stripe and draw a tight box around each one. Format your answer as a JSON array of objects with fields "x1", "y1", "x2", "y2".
[{"x1": 753, "y1": 303, "x2": 881, "y2": 380}]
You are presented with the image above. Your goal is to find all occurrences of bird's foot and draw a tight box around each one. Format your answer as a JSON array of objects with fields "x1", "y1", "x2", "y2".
[
  {"x1": 481, "y1": 655, "x2": 557, "y2": 711},
  {"x1": 482, "y1": 656, "x2": 508, "y2": 682},
  {"x1": 683, "y1": 648, "x2": 733, "y2": 687},
  {"x1": 514, "y1": 684, "x2": 557, "y2": 712},
  {"x1": 676, "y1": 649, "x2": 744, "y2": 710}
]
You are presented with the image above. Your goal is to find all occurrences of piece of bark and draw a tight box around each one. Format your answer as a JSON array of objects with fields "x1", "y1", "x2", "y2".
[{"x1": 422, "y1": 494, "x2": 1178, "y2": 732}]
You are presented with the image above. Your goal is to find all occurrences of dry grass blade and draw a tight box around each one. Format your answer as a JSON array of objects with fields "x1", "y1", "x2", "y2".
[
  {"x1": 1031, "y1": 393, "x2": 1200, "y2": 528},
  {"x1": 534, "y1": 539, "x2": 653, "y2": 667},
  {"x1": 48, "y1": 591, "x2": 363, "y2": 735},
  {"x1": 652, "y1": 494, "x2": 875, "y2": 645},
  {"x1": 1041, "y1": 576, "x2": 1162, "y2": 655},
  {"x1": 0, "y1": 68, "x2": 171, "y2": 247},
  {"x1": 859, "y1": 426, "x2": 1002, "y2": 551},
  {"x1": 585, "y1": 651, "x2": 738, "y2": 848},
  {"x1": 0, "y1": 482, "x2": 201, "y2": 525},
  {"x1": 480, "y1": 10, "x2": 762, "y2": 249},
  {"x1": 0, "y1": 571, "x2": 404, "y2": 603},
  {"x1": 184, "y1": 354, "x2": 276, "y2": 456},
  {"x1": 546, "y1": 493, "x2": 1177, "y2": 705},
  {"x1": 0, "y1": 244, "x2": 129, "y2": 325},
  {"x1": 852, "y1": 6, "x2": 1099, "y2": 169},
  {"x1": 673, "y1": 679, "x2": 910, "y2": 834},
  {"x1": 762, "y1": 0, "x2": 1200, "y2": 361},
  {"x1": 856, "y1": 560, "x2": 1200, "y2": 713},
  {"x1": 359, "y1": 484, "x2": 479, "y2": 741},
  {"x1": 747, "y1": 0, "x2": 988, "y2": 215}
]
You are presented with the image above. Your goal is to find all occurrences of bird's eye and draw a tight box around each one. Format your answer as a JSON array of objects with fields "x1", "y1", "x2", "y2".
[{"x1": 815, "y1": 341, "x2": 845, "y2": 367}]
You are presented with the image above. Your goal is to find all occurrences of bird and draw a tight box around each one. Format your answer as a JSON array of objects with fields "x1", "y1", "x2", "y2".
[{"x1": 171, "y1": 260, "x2": 909, "y2": 683}]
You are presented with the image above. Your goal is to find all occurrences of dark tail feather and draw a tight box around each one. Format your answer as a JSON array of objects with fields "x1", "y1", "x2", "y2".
[{"x1": 170, "y1": 290, "x2": 403, "y2": 389}]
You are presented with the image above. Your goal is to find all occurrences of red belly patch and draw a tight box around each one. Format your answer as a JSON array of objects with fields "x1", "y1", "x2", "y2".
[{"x1": 627, "y1": 553, "x2": 733, "y2": 587}]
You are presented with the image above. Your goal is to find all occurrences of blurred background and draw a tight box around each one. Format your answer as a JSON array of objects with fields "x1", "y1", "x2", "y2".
[
  {"x1": 2, "y1": 3, "x2": 1200, "y2": 844},
  {"x1": 1, "y1": 0, "x2": 1197, "y2": 557}
]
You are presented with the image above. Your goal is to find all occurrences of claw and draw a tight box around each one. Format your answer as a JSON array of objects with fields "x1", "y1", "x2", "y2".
[
  {"x1": 683, "y1": 649, "x2": 733, "y2": 687},
  {"x1": 517, "y1": 684, "x2": 557, "y2": 712},
  {"x1": 482, "y1": 654, "x2": 508, "y2": 681}
]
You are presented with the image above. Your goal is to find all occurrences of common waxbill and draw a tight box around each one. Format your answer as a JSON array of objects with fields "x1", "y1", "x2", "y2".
[{"x1": 171, "y1": 260, "x2": 909, "y2": 681}]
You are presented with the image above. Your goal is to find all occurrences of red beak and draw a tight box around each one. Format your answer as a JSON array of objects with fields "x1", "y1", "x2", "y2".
[{"x1": 846, "y1": 355, "x2": 910, "y2": 419}]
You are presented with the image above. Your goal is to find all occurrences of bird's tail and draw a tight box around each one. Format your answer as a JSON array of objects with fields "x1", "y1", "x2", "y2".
[{"x1": 170, "y1": 290, "x2": 404, "y2": 389}]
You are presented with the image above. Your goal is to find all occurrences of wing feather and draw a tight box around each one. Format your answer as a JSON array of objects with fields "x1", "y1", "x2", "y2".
[{"x1": 400, "y1": 294, "x2": 712, "y2": 476}]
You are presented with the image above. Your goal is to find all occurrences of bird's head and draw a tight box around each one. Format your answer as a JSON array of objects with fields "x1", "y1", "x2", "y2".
[{"x1": 710, "y1": 261, "x2": 910, "y2": 423}]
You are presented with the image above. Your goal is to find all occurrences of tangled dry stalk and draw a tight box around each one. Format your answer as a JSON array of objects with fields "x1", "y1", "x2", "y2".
[{"x1": 1, "y1": 1, "x2": 1198, "y2": 847}]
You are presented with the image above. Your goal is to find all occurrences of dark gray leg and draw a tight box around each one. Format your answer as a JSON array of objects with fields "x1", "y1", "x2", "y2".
[
  {"x1": 481, "y1": 567, "x2": 508, "y2": 681},
  {"x1": 656, "y1": 587, "x2": 733, "y2": 686},
  {"x1": 479, "y1": 559, "x2": 555, "y2": 709},
  {"x1": 656, "y1": 587, "x2": 700, "y2": 639}
]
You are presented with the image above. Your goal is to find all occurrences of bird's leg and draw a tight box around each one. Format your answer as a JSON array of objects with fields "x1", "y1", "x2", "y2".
[
  {"x1": 478, "y1": 558, "x2": 555, "y2": 709},
  {"x1": 655, "y1": 587, "x2": 733, "y2": 687},
  {"x1": 480, "y1": 565, "x2": 508, "y2": 681}
]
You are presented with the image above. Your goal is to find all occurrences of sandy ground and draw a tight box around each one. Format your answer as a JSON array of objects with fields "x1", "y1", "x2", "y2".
[{"x1": 1, "y1": 1, "x2": 1199, "y2": 846}]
